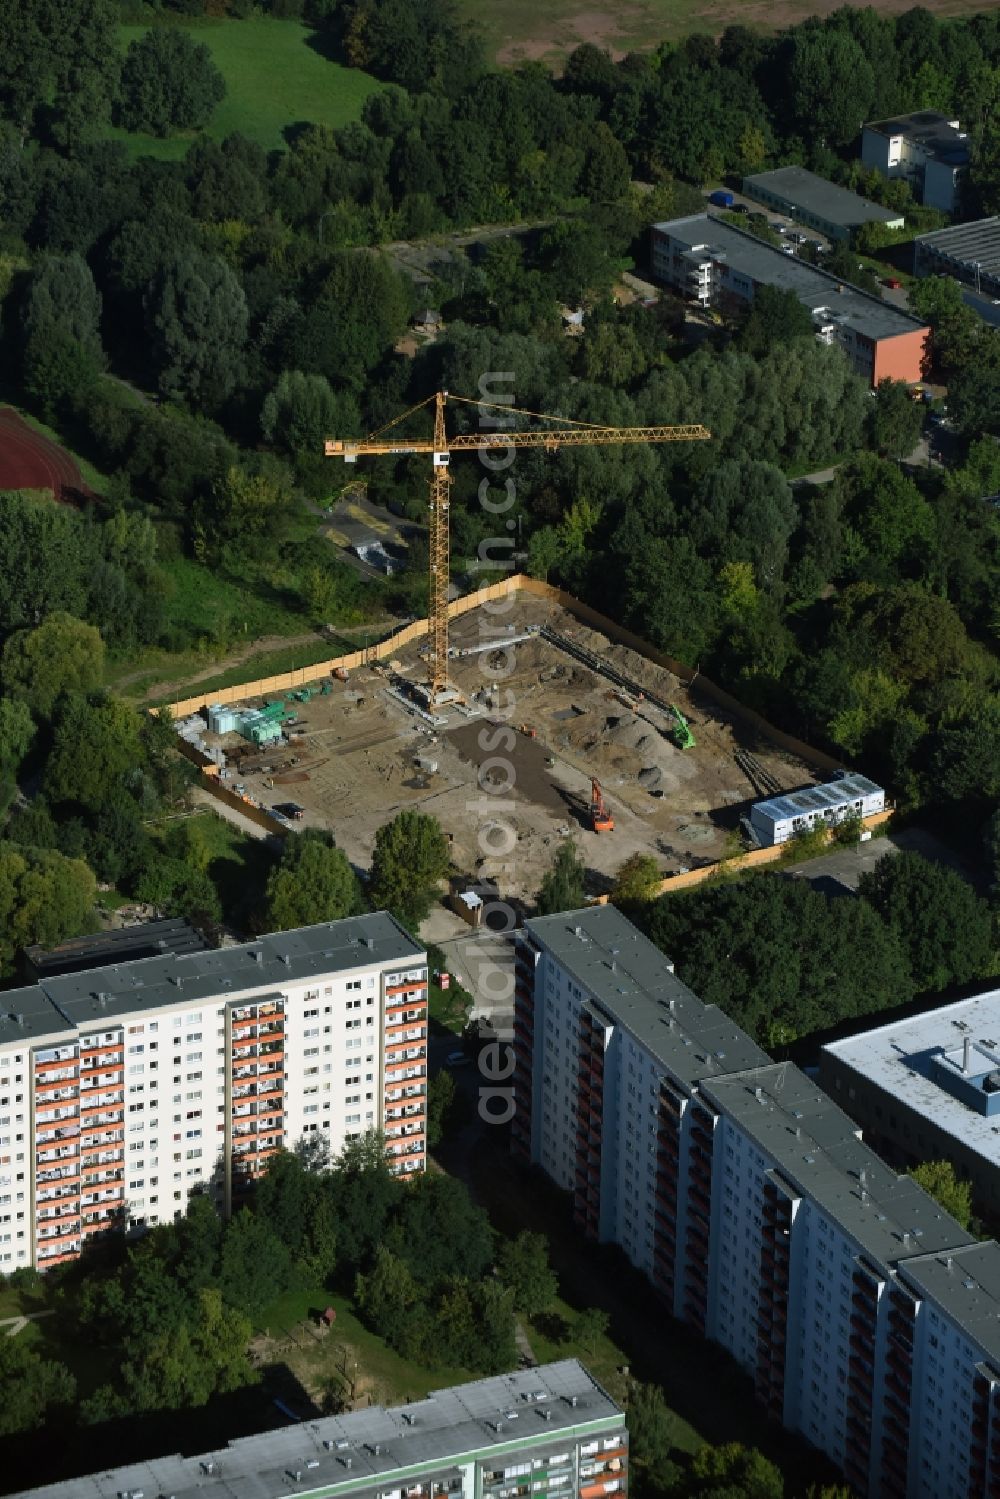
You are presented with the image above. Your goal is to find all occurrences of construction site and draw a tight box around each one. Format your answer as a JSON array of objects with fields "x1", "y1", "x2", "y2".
[{"x1": 176, "y1": 591, "x2": 828, "y2": 902}]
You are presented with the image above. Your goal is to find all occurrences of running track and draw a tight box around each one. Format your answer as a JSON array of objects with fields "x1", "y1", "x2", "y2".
[{"x1": 0, "y1": 407, "x2": 94, "y2": 504}]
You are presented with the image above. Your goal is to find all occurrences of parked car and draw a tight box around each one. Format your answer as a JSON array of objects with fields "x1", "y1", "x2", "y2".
[
  {"x1": 708, "y1": 188, "x2": 734, "y2": 208},
  {"x1": 445, "y1": 1051, "x2": 471, "y2": 1068},
  {"x1": 882, "y1": 276, "x2": 903, "y2": 290}
]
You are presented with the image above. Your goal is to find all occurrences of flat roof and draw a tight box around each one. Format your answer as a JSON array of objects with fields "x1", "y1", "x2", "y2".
[
  {"x1": 900, "y1": 1242, "x2": 1000, "y2": 1365},
  {"x1": 743, "y1": 166, "x2": 901, "y2": 231},
  {"x1": 0, "y1": 915, "x2": 425, "y2": 1043},
  {"x1": 822, "y1": 988, "x2": 1000, "y2": 1172},
  {"x1": 864, "y1": 110, "x2": 969, "y2": 163},
  {"x1": 654, "y1": 215, "x2": 928, "y2": 344},
  {"x1": 525, "y1": 906, "x2": 770, "y2": 1091},
  {"x1": 25, "y1": 918, "x2": 208, "y2": 979},
  {"x1": 702, "y1": 1065, "x2": 974, "y2": 1277},
  {"x1": 915, "y1": 216, "x2": 1000, "y2": 277},
  {"x1": 751, "y1": 773, "x2": 883, "y2": 826},
  {"x1": 0, "y1": 987, "x2": 75, "y2": 1047},
  {"x1": 13, "y1": 1360, "x2": 623, "y2": 1499}
]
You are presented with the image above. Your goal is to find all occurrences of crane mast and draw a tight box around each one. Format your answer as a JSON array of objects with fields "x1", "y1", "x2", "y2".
[{"x1": 326, "y1": 391, "x2": 710, "y2": 706}]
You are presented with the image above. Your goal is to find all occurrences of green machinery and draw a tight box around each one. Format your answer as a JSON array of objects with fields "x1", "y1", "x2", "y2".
[{"x1": 669, "y1": 705, "x2": 696, "y2": 750}]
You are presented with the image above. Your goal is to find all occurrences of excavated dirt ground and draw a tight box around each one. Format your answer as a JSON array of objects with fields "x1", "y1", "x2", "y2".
[{"x1": 202, "y1": 598, "x2": 821, "y2": 901}]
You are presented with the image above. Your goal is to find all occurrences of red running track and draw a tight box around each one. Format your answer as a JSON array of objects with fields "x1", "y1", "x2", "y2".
[{"x1": 0, "y1": 407, "x2": 94, "y2": 504}]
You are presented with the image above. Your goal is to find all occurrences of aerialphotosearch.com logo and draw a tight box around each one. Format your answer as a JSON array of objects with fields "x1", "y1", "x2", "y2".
[{"x1": 466, "y1": 370, "x2": 520, "y2": 1128}]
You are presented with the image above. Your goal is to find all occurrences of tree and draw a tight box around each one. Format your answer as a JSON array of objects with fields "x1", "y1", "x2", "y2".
[
  {"x1": 355, "y1": 1245, "x2": 420, "y2": 1337},
  {"x1": 265, "y1": 830, "x2": 364, "y2": 931},
  {"x1": 0, "y1": 841, "x2": 97, "y2": 972},
  {"x1": 870, "y1": 378, "x2": 923, "y2": 459},
  {"x1": 572, "y1": 1306, "x2": 610, "y2": 1354},
  {"x1": 426, "y1": 1068, "x2": 456, "y2": 1149},
  {"x1": 117, "y1": 1288, "x2": 255, "y2": 1413},
  {"x1": 22, "y1": 254, "x2": 103, "y2": 364},
  {"x1": 218, "y1": 1212, "x2": 296, "y2": 1320},
  {"x1": 536, "y1": 841, "x2": 586, "y2": 916},
  {"x1": 688, "y1": 1442, "x2": 783, "y2": 1499},
  {"x1": 857, "y1": 852, "x2": 996, "y2": 993},
  {"x1": 146, "y1": 249, "x2": 248, "y2": 409},
  {"x1": 208, "y1": 463, "x2": 293, "y2": 562},
  {"x1": 735, "y1": 285, "x2": 814, "y2": 356},
  {"x1": 369, "y1": 810, "x2": 450, "y2": 930},
  {"x1": 44, "y1": 692, "x2": 142, "y2": 812},
  {"x1": 23, "y1": 330, "x2": 102, "y2": 422},
  {"x1": 1, "y1": 612, "x2": 105, "y2": 720},
  {"x1": 0, "y1": 1334, "x2": 75, "y2": 1435},
  {"x1": 117, "y1": 29, "x2": 225, "y2": 137},
  {"x1": 0, "y1": 698, "x2": 35, "y2": 790},
  {"x1": 385, "y1": 1173, "x2": 495, "y2": 1287},
  {"x1": 646, "y1": 875, "x2": 913, "y2": 1046},
  {"x1": 908, "y1": 1160, "x2": 973, "y2": 1231},
  {"x1": 626, "y1": 1381, "x2": 679, "y2": 1473},
  {"x1": 496, "y1": 1231, "x2": 558, "y2": 1317},
  {"x1": 612, "y1": 853, "x2": 662, "y2": 908},
  {"x1": 261, "y1": 371, "x2": 359, "y2": 457}
]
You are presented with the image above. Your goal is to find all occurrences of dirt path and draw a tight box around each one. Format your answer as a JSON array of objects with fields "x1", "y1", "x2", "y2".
[{"x1": 110, "y1": 631, "x2": 324, "y2": 701}]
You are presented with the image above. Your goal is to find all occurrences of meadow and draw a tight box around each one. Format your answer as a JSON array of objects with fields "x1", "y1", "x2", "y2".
[{"x1": 109, "y1": 16, "x2": 380, "y2": 159}]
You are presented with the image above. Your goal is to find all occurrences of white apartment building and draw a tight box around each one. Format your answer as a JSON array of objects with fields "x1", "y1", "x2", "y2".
[
  {"x1": 514, "y1": 906, "x2": 1000, "y2": 1499},
  {"x1": 0, "y1": 913, "x2": 427, "y2": 1272},
  {"x1": 861, "y1": 111, "x2": 969, "y2": 214}
]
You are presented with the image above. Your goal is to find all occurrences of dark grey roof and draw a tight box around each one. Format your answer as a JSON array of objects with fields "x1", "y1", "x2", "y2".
[
  {"x1": 25, "y1": 918, "x2": 209, "y2": 979},
  {"x1": 743, "y1": 167, "x2": 901, "y2": 231},
  {"x1": 12, "y1": 1360, "x2": 624, "y2": 1499},
  {"x1": 654, "y1": 215, "x2": 928, "y2": 343},
  {"x1": 864, "y1": 110, "x2": 969, "y2": 164},
  {"x1": 900, "y1": 1243, "x2": 1000, "y2": 1363},
  {"x1": 915, "y1": 216, "x2": 1000, "y2": 276},
  {"x1": 701, "y1": 1065, "x2": 974, "y2": 1275},
  {"x1": 0, "y1": 915, "x2": 424, "y2": 1041},
  {"x1": 0, "y1": 985, "x2": 74, "y2": 1046},
  {"x1": 525, "y1": 906, "x2": 769, "y2": 1090}
]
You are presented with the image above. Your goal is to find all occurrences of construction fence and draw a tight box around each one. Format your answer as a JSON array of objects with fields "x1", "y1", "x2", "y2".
[
  {"x1": 159, "y1": 575, "x2": 842, "y2": 777},
  {"x1": 586, "y1": 807, "x2": 895, "y2": 904}
]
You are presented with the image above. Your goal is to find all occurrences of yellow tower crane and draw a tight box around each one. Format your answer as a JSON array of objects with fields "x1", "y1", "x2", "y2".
[{"x1": 326, "y1": 391, "x2": 710, "y2": 704}]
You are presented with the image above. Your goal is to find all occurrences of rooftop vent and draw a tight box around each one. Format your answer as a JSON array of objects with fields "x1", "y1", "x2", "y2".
[
  {"x1": 335, "y1": 1439, "x2": 350, "y2": 1451},
  {"x1": 965, "y1": 1278, "x2": 976, "y2": 1290}
]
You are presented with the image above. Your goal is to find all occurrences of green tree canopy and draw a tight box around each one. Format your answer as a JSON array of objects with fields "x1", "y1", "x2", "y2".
[
  {"x1": 265, "y1": 829, "x2": 364, "y2": 931},
  {"x1": 0, "y1": 1333, "x2": 75, "y2": 1435},
  {"x1": 0, "y1": 840, "x2": 97, "y2": 972},
  {"x1": 646, "y1": 874, "x2": 912, "y2": 1046},
  {"x1": 261, "y1": 370, "x2": 360, "y2": 456},
  {"x1": 146, "y1": 249, "x2": 248, "y2": 410},
  {"x1": 908, "y1": 1160, "x2": 973, "y2": 1230},
  {"x1": 857, "y1": 851, "x2": 996, "y2": 993},
  {"x1": 117, "y1": 29, "x2": 225, "y2": 137},
  {"x1": 1, "y1": 612, "x2": 105, "y2": 719},
  {"x1": 536, "y1": 841, "x2": 586, "y2": 916},
  {"x1": 369, "y1": 810, "x2": 450, "y2": 930},
  {"x1": 496, "y1": 1231, "x2": 558, "y2": 1317},
  {"x1": 22, "y1": 254, "x2": 103, "y2": 362}
]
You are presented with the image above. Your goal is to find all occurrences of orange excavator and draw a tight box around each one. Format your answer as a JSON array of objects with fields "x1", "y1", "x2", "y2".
[{"x1": 590, "y1": 778, "x2": 614, "y2": 833}]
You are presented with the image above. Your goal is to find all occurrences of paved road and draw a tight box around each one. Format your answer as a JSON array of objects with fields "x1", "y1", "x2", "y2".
[{"x1": 784, "y1": 825, "x2": 983, "y2": 894}]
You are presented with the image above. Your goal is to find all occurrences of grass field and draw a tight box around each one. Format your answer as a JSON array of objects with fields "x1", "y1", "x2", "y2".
[{"x1": 109, "y1": 17, "x2": 380, "y2": 160}]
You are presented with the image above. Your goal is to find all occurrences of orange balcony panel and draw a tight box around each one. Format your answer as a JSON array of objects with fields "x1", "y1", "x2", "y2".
[
  {"x1": 34, "y1": 1056, "x2": 79, "y2": 1074},
  {"x1": 34, "y1": 1074, "x2": 79, "y2": 1092}
]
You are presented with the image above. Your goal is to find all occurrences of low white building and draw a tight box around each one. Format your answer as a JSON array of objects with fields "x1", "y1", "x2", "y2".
[
  {"x1": 749, "y1": 772, "x2": 885, "y2": 846},
  {"x1": 861, "y1": 111, "x2": 969, "y2": 214}
]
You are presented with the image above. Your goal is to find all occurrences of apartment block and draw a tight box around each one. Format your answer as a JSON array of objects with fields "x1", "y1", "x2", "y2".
[
  {"x1": 0, "y1": 913, "x2": 427, "y2": 1272},
  {"x1": 11, "y1": 1359, "x2": 627, "y2": 1499},
  {"x1": 514, "y1": 906, "x2": 1000, "y2": 1499},
  {"x1": 651, "y1": 214, "x2": 929, "y2": 385}
]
